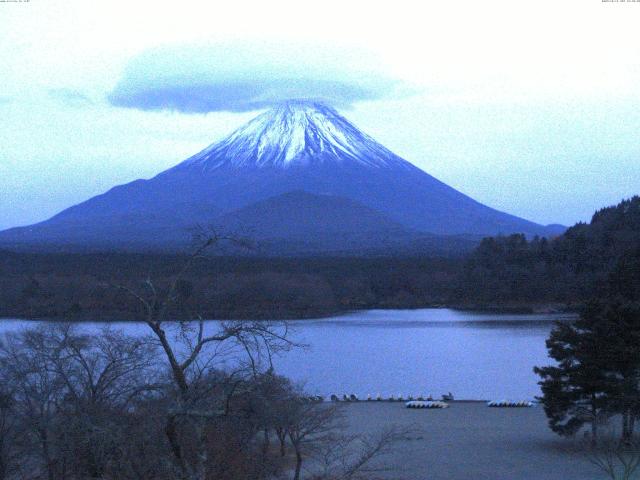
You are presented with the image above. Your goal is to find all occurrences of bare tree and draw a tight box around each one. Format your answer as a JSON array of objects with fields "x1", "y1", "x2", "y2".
[
  {"x1": 113, "y1": 231, "x2": 296, "y2": 480},
  {"x1": 0, "y1": 326, "x2": 69, "y2": 480},
  {"x1": 51, "y1": 325, "x2": 159, "y2": 480},
  {"x1": 0, "y1": 324, "x2": 160, "y2": 480},
  {"x1": 0, "y1": 388, "x2": 20, "y2": 480},
  {"x1": 273, "y1": 384, "x2": 410, "y2": 480},
  {"x1": 312, "y1": 426, "x2": 411, "y2": 480},
  {"x1": 0, "y1": 320, "x2": 404, "y2": 480},
  {"x1": 282, "y1": 399, "x2": 341, "y2": 480},
  {"x1": 583, "y1": 434, "x2": 640, "y2": 480}
]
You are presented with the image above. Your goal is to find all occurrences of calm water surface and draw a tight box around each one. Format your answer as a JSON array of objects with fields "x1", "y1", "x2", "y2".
[{"x1": 0, "y1": 309, "x2": 575, "y2": 400}]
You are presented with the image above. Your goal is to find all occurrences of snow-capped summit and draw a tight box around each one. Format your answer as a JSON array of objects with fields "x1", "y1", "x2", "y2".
[
  {"x1": 0, "y1": 100, "x2": 565, "y2": 252},
  {"x1": 178, "y1": 100, "x2": 411, "y2": 170}
]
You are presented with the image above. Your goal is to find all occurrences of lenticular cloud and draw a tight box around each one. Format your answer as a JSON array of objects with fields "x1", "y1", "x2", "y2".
[{"x1": 107, "y1": 41, "x2": 401, "y2": 113}]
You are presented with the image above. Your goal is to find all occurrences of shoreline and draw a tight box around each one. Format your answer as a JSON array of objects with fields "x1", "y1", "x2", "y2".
[
  {"x1": 0, "y1": 302, "x2": 578, "y2": 323},
  {"x1": 340, "y1": 402, "x2": 598, "y2": 480}
]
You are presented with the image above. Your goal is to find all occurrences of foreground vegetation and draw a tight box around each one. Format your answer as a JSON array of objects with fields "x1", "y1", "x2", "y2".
[
  {"x1": 0, "y1": 323, "x2": 406, "y2": 480},
  {"x1": 0, "y1": 236, "x2": 405, "y2": 480}
]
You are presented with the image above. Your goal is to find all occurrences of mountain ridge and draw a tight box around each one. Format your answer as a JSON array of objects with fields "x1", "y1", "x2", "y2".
[{"x1": 0, "y1": 100, "x2": 564, "y2": 253}]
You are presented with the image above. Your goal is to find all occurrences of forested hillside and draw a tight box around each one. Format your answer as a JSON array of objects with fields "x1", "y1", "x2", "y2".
[
  {"x1": 1, "y1": 197, "x2": 638, "y2": 320},
  {"x1": 0, "y1": 254, "x2": 457, "y2": 320},
  {"x1": 454, "y1": 196, "x2": 640, "y2": 307}
]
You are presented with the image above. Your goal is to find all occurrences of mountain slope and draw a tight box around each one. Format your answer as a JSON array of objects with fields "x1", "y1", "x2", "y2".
[
  {"x1": 0, "y1": 101, "x2": 562, "y2": 252},
  {"x1": 216, "y1": 191, "x2": 409, "y2": 238},
  {"x1": 212, "y1": 190, "x2": 425, "y2": 254}
]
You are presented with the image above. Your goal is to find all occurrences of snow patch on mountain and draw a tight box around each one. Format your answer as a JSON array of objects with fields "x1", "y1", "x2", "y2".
[{"x1": 178, "y1": 100, "x2": 414, "y2": 170}]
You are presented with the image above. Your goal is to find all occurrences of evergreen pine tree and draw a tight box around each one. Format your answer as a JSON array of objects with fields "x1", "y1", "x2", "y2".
[{"x1": 535, "y1": 299, "x2": 640, "y2": 442}]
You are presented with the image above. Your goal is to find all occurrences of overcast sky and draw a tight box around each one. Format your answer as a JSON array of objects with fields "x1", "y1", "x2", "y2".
[{"x1": 1, "y1": 0, "x2": 639, "y2": 230}]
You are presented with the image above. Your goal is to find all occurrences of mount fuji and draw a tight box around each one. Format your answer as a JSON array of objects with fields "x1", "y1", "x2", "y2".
[{"x1": 0, "y1": 101, "x2": 563, "y2": 253}]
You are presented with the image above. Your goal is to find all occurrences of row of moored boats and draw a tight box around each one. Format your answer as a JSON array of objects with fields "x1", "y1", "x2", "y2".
[
  {"x1": 330, "y1": 394, "x2": 451, "y2": 402},
  {"x1": 325, "y1": 394, "x2": 534, "y2": 408}
]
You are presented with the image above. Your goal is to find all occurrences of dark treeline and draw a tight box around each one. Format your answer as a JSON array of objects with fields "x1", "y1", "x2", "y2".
[
  {"x1": 0, "y1": 254, "x2": 457, "y2": 320},
  {"x1": 454, "y1": 196, "x2": 640, "y2": 308},
  {"x1": 530, "y1": 197, "x2": 640, "y2": 456},
  {"x1": 1, "y1": 196, "x2": 639, "y2": 320}
]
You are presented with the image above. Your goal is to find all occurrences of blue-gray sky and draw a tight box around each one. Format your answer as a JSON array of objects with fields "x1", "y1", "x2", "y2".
[{"x1": 1, "y1": 0, "x2": 639, "y2": 231}]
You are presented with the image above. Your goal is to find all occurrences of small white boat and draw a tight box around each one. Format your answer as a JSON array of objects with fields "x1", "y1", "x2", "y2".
[
  {"x1": 405, "y1": 400, "x2": 449, "y2": 409},
  {"x1": 487, "y1": 400, "x2": 533, "y2": 408}
]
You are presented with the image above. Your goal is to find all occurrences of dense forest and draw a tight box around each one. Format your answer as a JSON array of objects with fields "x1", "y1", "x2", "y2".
[
  {"x1": 0, "y1": 196, "x2": 638, "y2": 320},
  {"x1": 455, "y1": 196, "x2": 640, "y2": 307},
  {"x1": 0, "y1": 254, "x2": 458, "y2": 320}
]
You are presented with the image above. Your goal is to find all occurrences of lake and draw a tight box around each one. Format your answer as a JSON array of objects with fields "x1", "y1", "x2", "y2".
[{"x1": 0, "y1": 309, "x2": 574, "y2": 401}]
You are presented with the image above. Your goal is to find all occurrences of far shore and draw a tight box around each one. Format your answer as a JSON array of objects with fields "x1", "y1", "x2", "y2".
[{"x1": 0, "y1": 302, "x2": 578, "y2": 323}]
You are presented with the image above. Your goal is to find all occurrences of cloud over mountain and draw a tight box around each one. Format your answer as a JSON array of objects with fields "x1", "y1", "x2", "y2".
[{"x1": 108, "y1": 41, "x2": 401, "y2": 113}]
